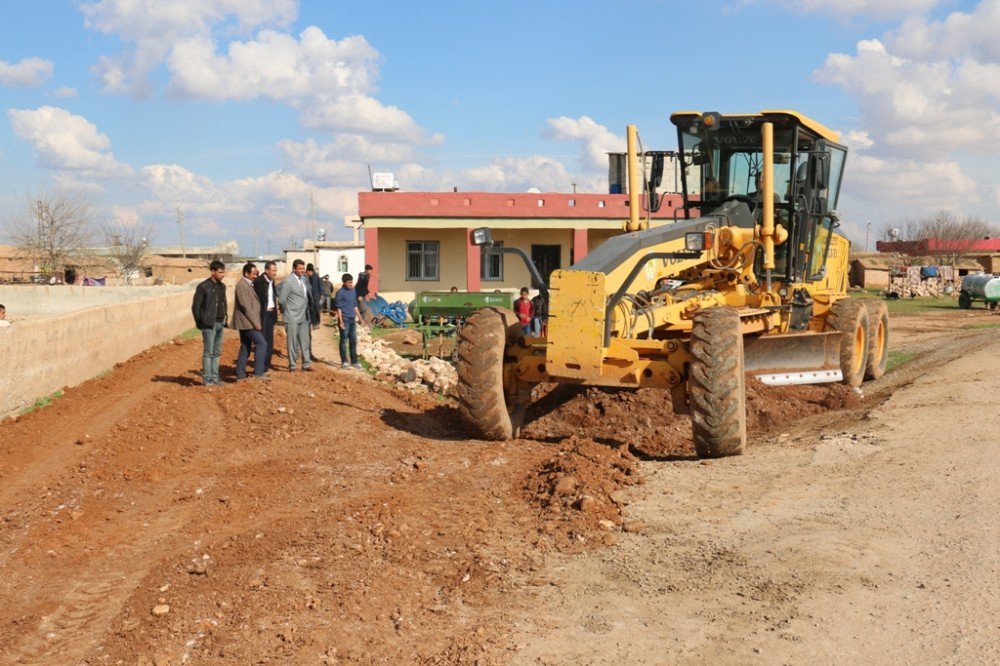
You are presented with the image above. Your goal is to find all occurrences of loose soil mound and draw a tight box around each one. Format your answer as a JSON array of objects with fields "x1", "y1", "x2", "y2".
[
  {"x1": 523, "y1": 436, "x2": 641, "y2": 550},
  {"x1": 522, "y1": 378, "x2": 862, "y2": 458}
]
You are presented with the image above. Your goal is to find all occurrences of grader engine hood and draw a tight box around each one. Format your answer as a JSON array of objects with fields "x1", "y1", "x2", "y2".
[{"x1": 546, "y1": 202, "x2": 754, "y2": 381}]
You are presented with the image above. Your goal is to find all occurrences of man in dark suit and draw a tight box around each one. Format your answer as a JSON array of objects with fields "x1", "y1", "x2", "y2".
[
  {"x1": 306, "y1": 263, "x2": 322, "y2": 329},
  {"x1": 254, "y1": 260, "x2": 279, "y2": 369}
]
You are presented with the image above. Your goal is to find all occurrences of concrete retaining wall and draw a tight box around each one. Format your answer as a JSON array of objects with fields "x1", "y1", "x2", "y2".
[{"x1": 0, "y1": 287, "x2": 196, "y2": 419}]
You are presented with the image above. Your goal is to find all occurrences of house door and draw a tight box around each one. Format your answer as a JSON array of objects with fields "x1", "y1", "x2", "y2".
[{"x1": 530, "y1": 244, "x2": 561, "y2": 289}]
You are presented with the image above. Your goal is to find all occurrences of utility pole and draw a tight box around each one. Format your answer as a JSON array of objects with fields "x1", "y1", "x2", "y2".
[
  {"x1": 35, "y1": 200, "x2": 44, "y2": 270},
  {"x1": 176, "y1": 207, "x2": 187, "y2": 258},
  {"x1": 252, "y1": 224, "x2": 259, "y2": 259},
  {"x1": 309, "y1": 191, "x2": 317, "y2": 268},
  {"x1": 865, "y1": 221, "x2": 871, "y2": 253}
]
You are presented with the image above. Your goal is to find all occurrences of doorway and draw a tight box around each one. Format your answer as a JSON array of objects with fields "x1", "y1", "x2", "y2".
[{"x1": 531, "y1": 244, "x2": 561, "y2": 289}]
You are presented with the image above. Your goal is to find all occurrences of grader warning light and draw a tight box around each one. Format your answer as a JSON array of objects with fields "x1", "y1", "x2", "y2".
[{"x1": 470, "y1": 227, "x2": 493, "y2": 246}]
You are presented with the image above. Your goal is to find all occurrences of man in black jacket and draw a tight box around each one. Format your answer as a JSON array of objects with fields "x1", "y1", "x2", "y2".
[
  {"x1": 355, "y1": 264, "x2": 373, "y2": 323},
  {"x1": 254, "y1": 260, "x2": 279, "y2": 369},
  {"x1": 191, "y1": 260, "x2": 227, "y2": 386}
]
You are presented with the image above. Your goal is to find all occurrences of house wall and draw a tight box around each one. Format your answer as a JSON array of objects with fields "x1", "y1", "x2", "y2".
[
  {"x1": 377, "y1": 228, "x2": 468, "y2": 301},
  {"x1": 976, "y1": 255, "x2": 1000, "y2": 274},
  {"x1": 375, "y1": 227, "x2": 581, "y2": 301},
  {"x1": 0, "y1": 286, "x2": 196, "y2": 419}
]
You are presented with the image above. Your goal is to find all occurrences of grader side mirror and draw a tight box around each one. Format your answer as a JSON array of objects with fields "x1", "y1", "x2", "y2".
[{"x1": 809, "y1": 153, "x2": 830, "y2": 190}]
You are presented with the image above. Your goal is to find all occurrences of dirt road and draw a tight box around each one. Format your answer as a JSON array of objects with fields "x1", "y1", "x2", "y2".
[
  {"x1": 0, "y1": 310, "x2": 998, "y2": 664},
  {"x1": 512, "y1": 325, "x2": 1000, "y2": 664}
]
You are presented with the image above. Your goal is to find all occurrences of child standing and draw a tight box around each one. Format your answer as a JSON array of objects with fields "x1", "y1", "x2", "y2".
[
  {"x1": 514, "y1": 287, "x2": 534, "y2": 335},
  {"x1": 334, "y1": 273, "x2": 363, "y2": 369}
]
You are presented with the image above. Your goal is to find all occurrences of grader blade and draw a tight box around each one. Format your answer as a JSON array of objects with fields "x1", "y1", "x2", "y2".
[{"x1": 743, "y1": 331, "x2": 843, "y2": 386}]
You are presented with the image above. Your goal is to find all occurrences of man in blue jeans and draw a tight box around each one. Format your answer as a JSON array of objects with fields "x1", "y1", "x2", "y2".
[
  {"x1": 233, "y1": 262, "x2": 269, "y2": 381},
  {"x1": 334, "y1": 273, "x2": 363, "y2": 369},
  {"x1": 191, "y1": 260, "x2": 227, "y2": 386}
]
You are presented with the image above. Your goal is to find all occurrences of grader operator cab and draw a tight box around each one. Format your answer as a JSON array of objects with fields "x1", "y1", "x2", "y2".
[{"x1": 456, "y1": 110, "x2": 888, "y2": 457}]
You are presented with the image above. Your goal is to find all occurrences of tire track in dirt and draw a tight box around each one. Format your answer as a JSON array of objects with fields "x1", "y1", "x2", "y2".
[{"x1": 1, "y1": 353, "x2": 228, "y2": 664}]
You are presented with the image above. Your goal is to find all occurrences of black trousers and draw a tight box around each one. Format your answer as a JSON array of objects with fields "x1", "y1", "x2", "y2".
[{"x1": 262, "y1": 309, "x2": 277, "y2": 366}]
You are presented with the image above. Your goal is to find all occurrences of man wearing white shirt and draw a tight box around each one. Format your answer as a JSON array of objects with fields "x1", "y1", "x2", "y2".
[
  {"x1": 278, "y1": 259, "x2": 313, "y2": 371},
  {"x1": 254, "y1": 261, "x2": 279, "y2": 369}
]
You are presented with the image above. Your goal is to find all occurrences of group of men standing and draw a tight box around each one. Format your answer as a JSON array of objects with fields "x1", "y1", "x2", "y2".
[{"x1": 191, "y1": 260, "x2": 374, "y2": 386}]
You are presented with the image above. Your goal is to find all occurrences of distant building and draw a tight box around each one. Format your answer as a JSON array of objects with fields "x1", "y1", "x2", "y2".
[
  {"x1": 876, "y1": 237, "x2": 1000, "y2": 276},
  {"x1": 285, "y1": 240, "x2": 366, "y2": 283},
  {"x1": 150, "y1": 241, "x2": 239, "y2": 261},
  {"x1": 357, "y1": 191, "x2": 683, "y2": 301}
]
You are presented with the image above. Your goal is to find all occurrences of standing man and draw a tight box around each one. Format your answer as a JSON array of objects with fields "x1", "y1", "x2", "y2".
[
  {"x1": 306, "y1": 263, "x2": 322, "y2": 329},
  {"x1": 355, "y1": 264, "x2": 373, "y2": 323},
  {"x1": 254, "y1": 261, "x2": 279, "y2": 370},
  {"x1": 321, "y1": 275, "x2": 333, "y2": 313},
  {"x1": 234, "y1": 262, "x2": 269, "y2": 381},
  {"x1": 278, "y1": 259, "x2": 313, "y2": 372},
  {"x1": 191, "y1": 260, "x2": 227, "y2": 386},
  {"x1": 530, "y1": 291, "x2": 548, "y2": 337},
  {"x1": 334, "y1": 273, "x2": 363, "y2": 369}
]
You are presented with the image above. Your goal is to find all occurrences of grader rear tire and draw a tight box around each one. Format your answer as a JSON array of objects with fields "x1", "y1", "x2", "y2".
[
  {"x1": 827, "y1": 299, "x2": 870, "y2": 387},
  {"x1": 456, "y1": 308, "x2": 533, "y2": 440},
  {"x1": 862, "y1": 299, "x2": 889, "y2": 380},
  {"x1": 689, "y1": 307, "x2": 747, "y2": 458}
]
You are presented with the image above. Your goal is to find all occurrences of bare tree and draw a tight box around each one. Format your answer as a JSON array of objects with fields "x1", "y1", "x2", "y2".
[
  {"x1": 3, "y1": 190, "x2": 94, "y2": 274},
  {"x1": 877, "y1": 218, "x2": 923, "y2": 243},
  {"x1": 879, "y1": 211, "x2": 997, "y2": 265},
  {"x1": 102, "y1": 214, "x2": 155, "y2": 285},
  {"x1": 919, "y1": 212, "x2": 995, "y2": 265}
]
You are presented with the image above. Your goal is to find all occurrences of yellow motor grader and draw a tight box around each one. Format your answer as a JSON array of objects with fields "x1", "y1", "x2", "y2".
[{"x1": 456, "y1": 110, "x2": 888, "y2": 457}]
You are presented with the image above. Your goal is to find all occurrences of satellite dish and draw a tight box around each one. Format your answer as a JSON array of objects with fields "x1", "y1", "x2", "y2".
[
  {"x1": 526, "y1": 187, "x2": 541, "y2": 194},
  {"x1": 316, "y1": 228, "x2": 327, "y2": 241}
]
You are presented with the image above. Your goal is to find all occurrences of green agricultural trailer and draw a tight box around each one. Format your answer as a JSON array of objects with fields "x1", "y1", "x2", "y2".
[{"x1": 408, "y1": 291, "x2": 514, "y2": 357}]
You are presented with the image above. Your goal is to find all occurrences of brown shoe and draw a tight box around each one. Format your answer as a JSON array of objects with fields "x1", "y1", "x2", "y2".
[{"x1": 302, "y1": 366, "x2": 314, "y2": 372}]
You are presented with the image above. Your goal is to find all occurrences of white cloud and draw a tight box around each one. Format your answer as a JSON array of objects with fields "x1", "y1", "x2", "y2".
[
  {"x1": 7, "y1": 106, "x2": 133, "y2": 179},
  {"x1": 53, "y1": 86, "x2": 78, "y2": 98},
  {"x1": 460, "y1": 156, "x2": 577, "y2": 193},
  {"x1": 138, "y1": 164, "x2": 361, "y2": 242},
  {"x1": 846, "y1": 153, "x2": 978, "y2": 208},
  {"x1": 165, "y1": 28, "x2": 377, "y2": 101},
  {"x1": 140, "y1": 164, "x2": 237, "y2": 214},
  {"x1": 299, "y1": 93, "x2": 444, "y2": 144},
  {"x1": 544, "y1": 116, "x2": 623, "y2": 172},
  {"x1": 79, "y1": 0, "x2": 297, "y2": 94},
  {"x1": 0, "y1": 57, "x2": 53, "y2": 87},
  {"x1": 815, "y1": 38, "x2": 1000, "y2": 157},
  {"x1": 888, "y1": 0, "x2": 1000, "y2": 61},
  {"x1": 278, "y1": 136, "x2": 416, "y2": 184},
  {"x1": 165, "y1": 27, "x2": 442, "y2": 145}
]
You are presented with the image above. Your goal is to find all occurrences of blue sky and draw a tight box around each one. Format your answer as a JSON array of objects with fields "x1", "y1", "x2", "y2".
[{"x1": 0, "y1": 0, "x2": 993, "y2": 253}]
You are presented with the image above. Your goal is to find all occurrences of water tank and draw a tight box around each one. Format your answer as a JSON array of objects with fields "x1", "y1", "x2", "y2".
[
  {"x1": 960, "y1": 274, "x2": 1000, "y2": 300},
  {"x1": 372, "y1": 172, "x2": 398, "y2": 191}
]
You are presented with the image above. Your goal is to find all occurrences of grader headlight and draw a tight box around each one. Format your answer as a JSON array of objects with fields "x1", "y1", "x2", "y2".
[{"x1": 685, "y1": 231, "x2": 713, "y2": 252}]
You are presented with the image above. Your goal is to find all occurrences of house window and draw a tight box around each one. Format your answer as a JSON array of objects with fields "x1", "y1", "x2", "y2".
[
  {"x1": 481, "y1": 242, "x2": 503, "y2": 281},
  {"x1": 406, "y1": 241, "x2": 440, "y2": 281},
  {"x1": 337, "y1": 255, "x2": 349, "y2": 272}
]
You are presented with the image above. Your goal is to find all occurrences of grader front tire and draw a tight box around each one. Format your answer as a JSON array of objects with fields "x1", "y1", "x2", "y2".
[
  {"x1": 456, "y1": 308, "x2": 532, "y2": 440},
  {"x1": 862, "y1": 299, "x2": 889, "y2": 380},
  {"x1": 828, "y1": 299, "x2": 870, "y2": 387},
  {"x1": 689, "y1": 307, "x2": 747, "y2": 458}
]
